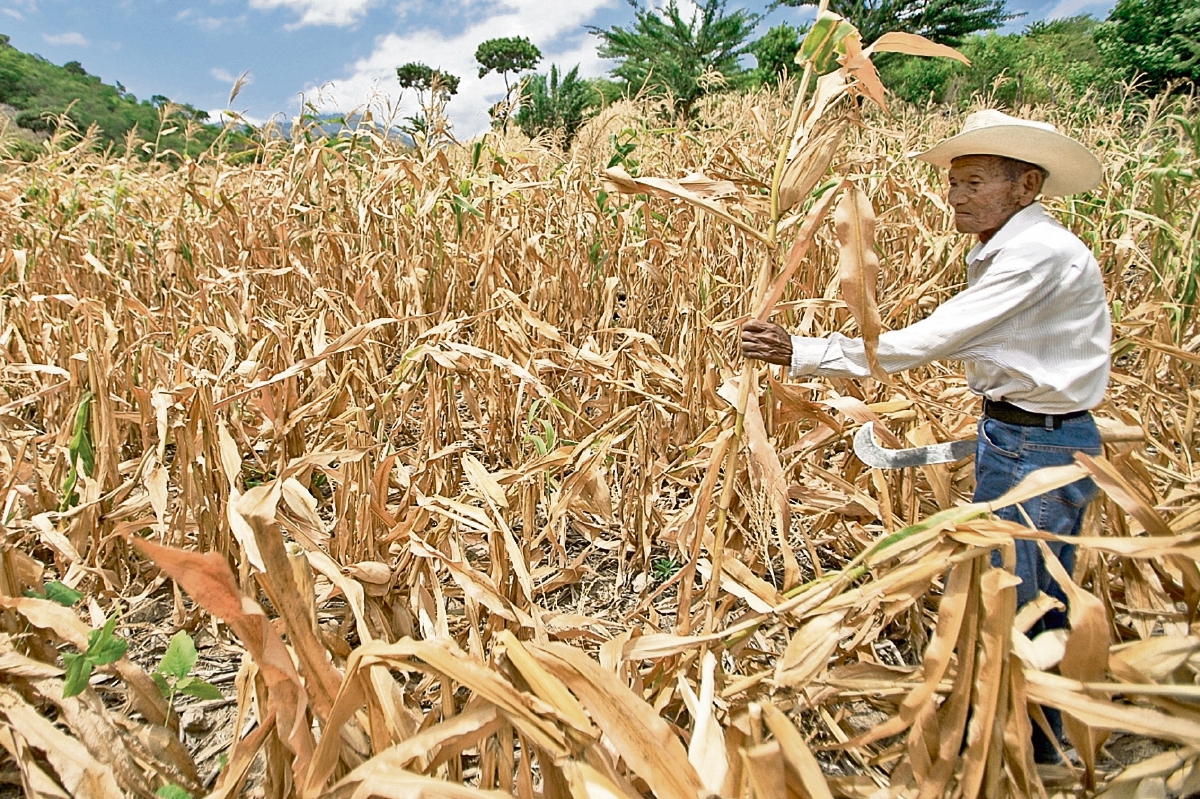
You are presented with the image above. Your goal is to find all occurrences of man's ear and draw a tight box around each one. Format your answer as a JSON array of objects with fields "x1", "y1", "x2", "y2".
[{"x1": 1019, "y1": 168, "x2": 1044, "y2": 204}]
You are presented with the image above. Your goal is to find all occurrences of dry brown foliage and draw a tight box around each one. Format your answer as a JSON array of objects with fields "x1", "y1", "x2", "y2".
[{"x1": 0, "y1": 31, "x2": 1196, "y2": 799}]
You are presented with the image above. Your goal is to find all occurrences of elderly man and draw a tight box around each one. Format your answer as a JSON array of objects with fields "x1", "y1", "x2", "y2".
[{"x1": 741, "y1": 110, "x2": 1109, "y2": 763}]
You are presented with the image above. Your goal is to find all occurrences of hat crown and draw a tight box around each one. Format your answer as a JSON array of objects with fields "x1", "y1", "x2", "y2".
[{"x1": 960, "y1": 109, "x2": 1057, "y2": 136}]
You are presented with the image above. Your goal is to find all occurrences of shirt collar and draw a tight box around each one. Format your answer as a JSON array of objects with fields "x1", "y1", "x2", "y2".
[{"x1": 966, "y1": 202, "x2": 1048, "y2": 264}]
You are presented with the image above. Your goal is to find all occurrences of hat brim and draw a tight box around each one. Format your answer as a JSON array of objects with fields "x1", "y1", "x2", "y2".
[{"x1": 913, "y1": 125, "x2": 1102, "y2": 197}]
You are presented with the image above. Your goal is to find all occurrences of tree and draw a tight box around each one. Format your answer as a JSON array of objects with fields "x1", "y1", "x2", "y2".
[
  {"x1": 475, "y1": 36, "x2": 542, "y2": 90},
  {"x1": 476, "y1": 36, "x2": 542, "y2": 130},
  {"x1": 592, "y1": 0, "x2": 759, "y2": 119},
  {"x1": 515, "y1": 64, "x2": 600, "y2": 143},
  {"x1": 775, "y1": 0, "x2": 1016, "y2": 46},
  {"x1": 1094, "y1": 0, "x2": 1200, "y2": 90},
  {"x1": 750, "y1": 22, "x2": 805, "y2": 84},
  {"x1": 395, "y1": 62, "x2": 460, "y2": 100},
  {"x1": 396, "y1": 62, "x2": 460, "y2": 146}
]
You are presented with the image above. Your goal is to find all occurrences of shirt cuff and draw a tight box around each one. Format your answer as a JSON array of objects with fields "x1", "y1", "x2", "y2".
[{"x1": 789, "y1": 336, "x2": 827, "y2": 378}]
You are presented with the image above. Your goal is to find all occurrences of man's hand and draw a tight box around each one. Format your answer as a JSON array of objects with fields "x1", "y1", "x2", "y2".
[{"x1": 740, "y1": 320, "x2": 792, "y2": 367}]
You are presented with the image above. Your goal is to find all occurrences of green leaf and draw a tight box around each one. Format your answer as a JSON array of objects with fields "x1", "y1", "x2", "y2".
[
  {"x1": 156, "y1": 785, "x2": 192, "y2": 799},
  {"x1": 59, "y1": 460, "x2": 80, "y2": 511},
  {"x1": 798, "y1": 13, "x2": 855, "y2": 74},
  {"x1": 59, "y1": 392, "x2": 94, "y2": 510},
  {"x1": 152, "y1": 672, "x2": 170, "y2": 696},
  {"x1": 451, "y1": 194, "x2": 483, "y2": 218},
  {"x1": 62, "y1": 652, "x2": 92, "y2": 697},
  {"x1": 67, "y1": 392, "x2": 95, "y2": 477},
  {"x1": 43, "y1": 581, "x2": 83, "y2": 607},
  {"x1": 158, "y1": 631, "x2": 197, "y2": 681},
  {"x1": 175, "y1": 677, "x2": 223, "y2": 701},
  {"x1": 86, "y1": 614, "x2": 128, "y2": 665},
  {"x1": 91, "y1": 635, "x2": 128, "y2": 664},
  {"x1": 524, "y1": 433, "x2": 548, "y2": 457},
  {"x1": 799, "y1": 12, "x2": 840, "y2": 60}
]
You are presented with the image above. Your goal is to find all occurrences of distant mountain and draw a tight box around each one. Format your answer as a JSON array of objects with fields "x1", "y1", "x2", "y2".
[{"x1": 271, "y1": 111, "x2": 414, "y2": 147}]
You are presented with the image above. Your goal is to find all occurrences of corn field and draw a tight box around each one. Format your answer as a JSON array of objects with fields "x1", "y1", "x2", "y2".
[{"x1": 0, "y1": 41, "x2": 1198, "y2": 799}]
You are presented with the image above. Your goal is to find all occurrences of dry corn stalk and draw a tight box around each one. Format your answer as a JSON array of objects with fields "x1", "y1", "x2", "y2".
[{"x1": 0, "y1": 29, "x2": 1194, "y2": 799}]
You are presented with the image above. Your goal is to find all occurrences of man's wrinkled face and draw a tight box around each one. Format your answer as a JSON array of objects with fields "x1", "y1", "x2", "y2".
[{"x1": 947, "y1": 155, "x2": 1029, "y2": 240}]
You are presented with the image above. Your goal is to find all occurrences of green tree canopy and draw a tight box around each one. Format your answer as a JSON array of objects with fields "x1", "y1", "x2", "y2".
[
  {"x1": 1094, "y1": 0, "x2": 1200, "y2": 89},
  {"x1": 750, "y1": 22, "x2": 805, "y2": 84},
  {"x1": 475, "y1": 36, "x2": 542, "y2": 86},
  {"x1": 776, "y1": 0, "x2": 1016, "y2": 45},
  {"x1": 395, "y1": 62, "x2": 460, "y2": 98},
  {"x1": 592, "y1": 0, "x2": 759, "y2": 118}
]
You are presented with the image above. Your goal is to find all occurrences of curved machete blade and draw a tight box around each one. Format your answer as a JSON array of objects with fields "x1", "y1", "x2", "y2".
[{"x1": 853, "y1": 422, "x2": 977, "y2": 469}]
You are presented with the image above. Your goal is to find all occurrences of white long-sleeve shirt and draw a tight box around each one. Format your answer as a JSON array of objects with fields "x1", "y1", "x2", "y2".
[{"x1": 788, "y1": 203, "x2": 1111, "y2": 414}]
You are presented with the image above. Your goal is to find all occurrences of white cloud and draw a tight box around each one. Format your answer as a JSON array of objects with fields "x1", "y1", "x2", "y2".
[
  {"x1": 211, "y1": 67, "x2": 236, "y2": 83},
  {"x1": 248, "y1": 0, "x2": 379, "y2": 28},
  {"x1": 42, "y1": 32, "x2": 88, "y2": 47},
  {"x1": 177, "y1": 8, "x2": 238, "y2": 30},
  {"x1": 309, "y1": 0, "x2": 617, "y2": 138},
  {"x1": 4, "y1": 0, "x2": 33, "y2": 14}
]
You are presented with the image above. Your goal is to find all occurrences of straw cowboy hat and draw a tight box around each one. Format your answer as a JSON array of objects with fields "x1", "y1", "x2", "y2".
[{"x1": 914, "y1": 110, "x2": 1102, "y2": 197}]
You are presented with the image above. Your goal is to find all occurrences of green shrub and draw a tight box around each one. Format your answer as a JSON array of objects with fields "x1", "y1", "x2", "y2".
[
  {"x1": 1094, "y1": 0, "x2": 1200, "y2": 90},
  {"x1": 515, "y1": 64, "x2": 602, "y2": 143},
  {"x1": 880, "y1": 17, "x2": 1125, "y2": 108},
  {"x1": 750, "y1": 23, "x2": 805, "y2": 85}
]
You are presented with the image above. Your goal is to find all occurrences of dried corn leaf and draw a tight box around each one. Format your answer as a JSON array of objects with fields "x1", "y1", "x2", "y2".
[
  {"x1": 865, "y1": 32, "x2": 970, "y2": 63},
  {"x1": 601, "y1": 166, "x2": 767, "y2": 243},
  {"x1": 678, "y1": 652, "x2": 727, "y2": 795},
  {"x1": 529, "y1": 642, "x2": 706, "y2": 799},
  {"x1": 0, "y1": 684, "x2": 123, "y2": 799},
  {"x1": 760, "y1": 701, "x2": 834, "y2": 799},
  {"x1": 834, "y1": 185, "x2": 886, "y2": 380}
]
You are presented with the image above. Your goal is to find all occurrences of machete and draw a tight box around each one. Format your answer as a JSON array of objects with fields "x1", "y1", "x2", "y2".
[
  {"x1": 854, "y1": 422, "x2": 975, "y2": 469},
  {"x1": 853, "y1": 419, "x2": 1145, "y2": 470}
]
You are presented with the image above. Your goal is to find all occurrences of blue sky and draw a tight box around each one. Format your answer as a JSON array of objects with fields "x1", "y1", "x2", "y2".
[{"x1": 0, "y1": 0, "x2": 1116, "y2": 137}]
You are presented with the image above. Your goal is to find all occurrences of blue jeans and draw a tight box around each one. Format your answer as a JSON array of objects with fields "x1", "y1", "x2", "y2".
[
  {"x1": 974, "y1": 415, "x2": 1102, "y2": 630},
  {"x1": 973, "y1": 414, "x2": 1101, "y2": 762}
]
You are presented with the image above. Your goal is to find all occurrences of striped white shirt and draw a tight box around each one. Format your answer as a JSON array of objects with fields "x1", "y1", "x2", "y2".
[{"x1": 788, "y1": 203, "x2": 1111, "y2": 414}]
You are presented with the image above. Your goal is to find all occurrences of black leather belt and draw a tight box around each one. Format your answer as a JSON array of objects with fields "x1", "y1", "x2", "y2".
[{"x1": 982, "y1": 399, "x2": 1089, "y2": 430}]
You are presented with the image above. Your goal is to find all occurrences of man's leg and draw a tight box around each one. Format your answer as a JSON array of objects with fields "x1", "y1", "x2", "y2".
[{"x1": 974, "y1": 415, "x2": 1101, "y2": 762}]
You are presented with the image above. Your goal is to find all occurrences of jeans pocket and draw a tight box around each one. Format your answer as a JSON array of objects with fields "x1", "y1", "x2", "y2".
[
  {"x1": 1032, "y1": 475, "x2": 1097, "y2": 535},
  {"x1": 980, "y1": 418, "x2": 1021, "y2": 459},
  {"x1": 1054, "y1": 477, "x2": 1098, "y2": 511}
]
